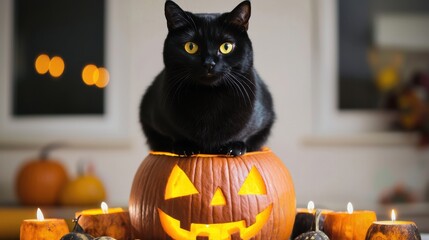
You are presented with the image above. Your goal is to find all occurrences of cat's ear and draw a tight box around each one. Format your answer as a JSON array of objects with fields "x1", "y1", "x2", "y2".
[
  {"x1": 165, "y1": 1, "x2": 190, "y2": 31},
  {"x1": 226, "y1": 1, "x2": 251, "y2": 31}
]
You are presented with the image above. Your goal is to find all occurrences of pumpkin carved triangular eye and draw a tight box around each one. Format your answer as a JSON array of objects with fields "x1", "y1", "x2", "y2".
[
  {"x1": 210, "y1": 187, "x2": 227, "y2": 206},
  {"x1": 238, "y1": 166, "x2": 267, "y2": 195},
  {"x1": 165, "y1": 165, "x2": 199, "y2": 200}
]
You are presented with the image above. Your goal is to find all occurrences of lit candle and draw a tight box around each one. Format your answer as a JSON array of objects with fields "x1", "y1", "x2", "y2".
[
  {"x1": 291, "y1": 201, "x2": 332, "y2": 239},
  {"x1": 323, "y1": 202, "x2": 377, "y2": 240},
  {"x1": 20, "y1": 208, "x2": 69, "y2": 240},
  {"x1": 366, "y1": 209, "x2": 421, "y2": 240},
  {"x1": 76, "y1": 202, "x2": 132, "y2": 239}
]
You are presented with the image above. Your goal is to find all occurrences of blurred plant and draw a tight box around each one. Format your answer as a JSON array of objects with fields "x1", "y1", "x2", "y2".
[
  {"x1": 382, "y1": 71, "x2": 429, "y2": 147},
  {"x1": 379, "y1": 183, "x2": 418, "y2": 204}
]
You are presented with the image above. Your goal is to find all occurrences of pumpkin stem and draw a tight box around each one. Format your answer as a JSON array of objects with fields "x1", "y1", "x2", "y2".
[
  {"x1": 40, "y1": 142, "x2": 64, "y2": 160},
  {"x1": 72, "y1": 215, "x2": 85, "y2": 233},
  {"x1": 315, "y1": 209, "x2": 322, "y2": 232}
]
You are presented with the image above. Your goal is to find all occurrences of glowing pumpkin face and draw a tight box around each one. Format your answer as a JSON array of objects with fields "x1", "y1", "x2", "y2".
[
  {"x1": 129, "y1": 149, "x2": 296, "y2": 240},
  {"x1": 159, "y1": 165, "x2": 271, "y2": 239}
]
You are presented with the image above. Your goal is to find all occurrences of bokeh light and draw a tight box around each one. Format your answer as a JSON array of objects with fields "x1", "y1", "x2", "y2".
[
  {"x1": 95, "y1": 67, "x2": 110, "y2": 88},
  {"x1": 48, "y1": 56, "x2": 65, "y2": 77},
  {"x1": 35, "y1": 54, "x2": 50, "y2": 74},
  {"x1": 82, "y1": 64, "x2": 98, "y2": 85}
]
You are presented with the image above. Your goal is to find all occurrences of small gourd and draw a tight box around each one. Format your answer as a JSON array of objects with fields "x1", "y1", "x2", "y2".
[
  {"x1": 60, "y1": 216, "x2": 94, "y2": 240},
  {"x1": 295, "y1": 210, "x2": 330, "y2": 240},
  {"x1": 60, "y1": 162, "x2": 106, "y2": 206}
]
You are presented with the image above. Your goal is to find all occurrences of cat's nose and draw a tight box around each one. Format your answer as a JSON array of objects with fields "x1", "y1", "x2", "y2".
[{"x1": 203, "y1": 59, "x2": 216, "y2": 72}]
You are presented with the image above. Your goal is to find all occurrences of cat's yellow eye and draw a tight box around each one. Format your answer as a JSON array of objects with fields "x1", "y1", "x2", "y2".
[
  {"x1": 184, "y1": 42, "x2": 199, "y2": 54},
  {"x1": 219, "y1": 42, "x2": 234, "y2": 55}
]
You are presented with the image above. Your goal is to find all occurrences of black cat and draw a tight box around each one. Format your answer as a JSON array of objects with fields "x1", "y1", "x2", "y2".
[{"x1": 139, "y1": 0, "x2": 275, "y2": 156}]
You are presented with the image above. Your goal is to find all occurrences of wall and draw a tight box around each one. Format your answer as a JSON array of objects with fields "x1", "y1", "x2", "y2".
[{"x1": 0, "y1": 0, "x2": 428, "y2": 210}]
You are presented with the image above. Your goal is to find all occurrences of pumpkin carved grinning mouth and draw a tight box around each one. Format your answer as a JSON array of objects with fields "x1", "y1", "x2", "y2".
[{"x1": 158, "y1": 204, "x2": 273, "y2": 240}]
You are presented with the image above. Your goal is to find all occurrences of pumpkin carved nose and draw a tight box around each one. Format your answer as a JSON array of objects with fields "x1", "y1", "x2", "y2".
[{"x1": 210, "y1": 187, "x2": 226, "y2": 206}]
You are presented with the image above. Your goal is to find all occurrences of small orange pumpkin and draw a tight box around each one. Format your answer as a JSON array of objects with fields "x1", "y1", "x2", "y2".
[
  {"x1": 75, "y1": 209, "x2": 133, "y2": 240},
  {"x1": 365, "y1": 220, "x2": 421, "y2": 240},
  {"x1": 129, "y1": 148, "x2": 296, "y2": 240},
  {"x1": 323, "y1": 210, "x2": 377, "y2": 240},
  {"x1": 20, "y1": 218, "x2": 69, "y2": 240},
  {"x1": 16, "y1": 144, "x2": 69, "y2": 205}
]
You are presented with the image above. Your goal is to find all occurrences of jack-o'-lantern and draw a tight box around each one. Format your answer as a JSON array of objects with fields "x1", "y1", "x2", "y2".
[{"x1": 129, "y1": 148, "x2": 296, "y2": 240}]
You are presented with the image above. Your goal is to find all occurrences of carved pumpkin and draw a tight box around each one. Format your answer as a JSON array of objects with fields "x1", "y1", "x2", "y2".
[{"x1": 129, "y1": 148, "x2": 296, "y2": 240}]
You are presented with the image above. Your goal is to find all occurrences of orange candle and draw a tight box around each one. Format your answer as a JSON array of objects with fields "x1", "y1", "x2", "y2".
[
  {"x1": 323, "y1": 202, "x2": 377, "y2": 240},
  {"x1": 366, "y1": 210, "x2": 421, "y2": 240},
  {"x1": 291, "y1": 201, "x2": 332, "y2": 239},
  {"x1": 76, "y1": 202, "x2": 132, "y2": 240},
  {"x1": 20, "y1": 208, "x2": 69, "y2": 240}
]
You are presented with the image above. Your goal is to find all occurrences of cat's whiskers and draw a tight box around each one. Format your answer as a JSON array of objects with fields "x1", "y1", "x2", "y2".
[
  {"x1": 222, "y1": 74, "x2": 242, "y2": 102},
  {"x1": 168, "y1": 73, "x2": 190, "y2": 101},
  {"x1": 224, "y1": 72, "x2": 253, "y2": 107},
  {"x1": 164, "y1": 69, "x2": 191, "y2": 104},
  {"x1": 231, "y1": 70, "x2": 257, "y2": 88},
  {"x1": 231, "y1": 73, "x2": 254, "y2": 106},
  {"x1": 230, "y1": 71, "x2": 257, "y2": 100}
]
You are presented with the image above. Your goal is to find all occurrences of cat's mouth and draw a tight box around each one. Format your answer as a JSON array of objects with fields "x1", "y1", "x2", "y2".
[{"x1": 198, "y1": 73, "x2": 221, "y2": 85}]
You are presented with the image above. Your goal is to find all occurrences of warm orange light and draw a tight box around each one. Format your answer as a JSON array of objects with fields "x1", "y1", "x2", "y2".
[
  {"x1": 347, "y1": 202, "x2": 353, "y2": 214},
  {"x1": 35, "y1": 54, "x2": 50, "y2": 74},
  {"x1": 165, "y1": 165, "x2": 199, "y2": 200},
  {"x1": 391, "y1": 209, "x2": 396, "y2": 222},
  {"x1": 238, "y1": 166, "x2": 267, "y2": 195},
  {"x1": 158, "y1": 204, "x2": 273, "y2": 240},
  {"x1": 210, "y1": 187, "x2": 226, "y2": 206},
  {"x1": 82, "y1": 64, "x2": 98, "y2": 85},
  {"x1": 95, "y1": 67, "x2": 110, "y2": 88},
  {"x1": 49, "y1": 56, "x2": 65, "y2": 77},
  {"x1": 36, "y1": 208, "x2": 44, "y2": 221}
]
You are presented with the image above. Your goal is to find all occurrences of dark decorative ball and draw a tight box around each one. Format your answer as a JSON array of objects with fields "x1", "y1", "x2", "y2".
[
  {"x1": 295, "y1": 230, "x2": 329, "y2": 240},
  {"x1": 294, "y1": 209, "x2": 330, "y2": 240},
  {"x1": 60, "y1": 215, "x2": 94, "y2": 240},
  {"x1": 60, "y1": 232, "x2": 94, "y2": 240}
]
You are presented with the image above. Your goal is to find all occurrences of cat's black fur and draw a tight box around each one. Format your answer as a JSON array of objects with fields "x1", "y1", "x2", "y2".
[{"x1": 139, "y1": 0, "x2": 275, "y2": 156}]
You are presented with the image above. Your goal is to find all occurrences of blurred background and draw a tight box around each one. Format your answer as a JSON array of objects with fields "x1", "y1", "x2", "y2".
[{"x1": 0, "y1": 0, "x2": 428, "y2": 238}]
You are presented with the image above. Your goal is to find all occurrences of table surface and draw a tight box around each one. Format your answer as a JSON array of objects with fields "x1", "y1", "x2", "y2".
[{"x1": 0, "y1": 206, "x2": 428, "y2": 239}]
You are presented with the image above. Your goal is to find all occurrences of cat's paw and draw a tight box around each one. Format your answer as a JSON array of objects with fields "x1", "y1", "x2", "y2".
[
  {"x1": 219, "y1": 142, "x2": 247, "y2": 156},
  {"x1": 172, "y1": 142, "x2": 200, "y2": 157}
]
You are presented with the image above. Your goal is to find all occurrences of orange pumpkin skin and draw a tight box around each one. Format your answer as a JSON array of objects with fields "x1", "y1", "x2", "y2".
[
  {"x1": 323, "y1": 211, "x2": 377, "y2": 240},
  {"x1": 76, "y1": 211, "x2": 133, "y2": 240},
  {"x1": 16, "y1": 159, "x2": 69, "y2": 205},
  {"x1": 129, "y1": 149, "x2": 296, "y2": 239},
  {"x1": 20, "y1": 218, "x2": 69, "y2": 240},
  {"x1": 365, "y1": 221, "x2": 421, "y2": 240}
]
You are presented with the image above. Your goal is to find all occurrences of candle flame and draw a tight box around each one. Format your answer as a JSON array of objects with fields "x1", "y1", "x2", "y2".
[
  {"x1": 347, "y1": 202, "x2": 353, "y2": 214},
  {"x1": 36, "y1": 208, "x2": 44, "y2": 221},
  {"x1": 101, "y1": 201, "x2": 108, "y2": 214},
  {"x1": 307, "y1": 201, "x2": 315, "y2": 212},
  {"x1": 391, "y1": 209, "x2": 396, "y2": 222}
]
